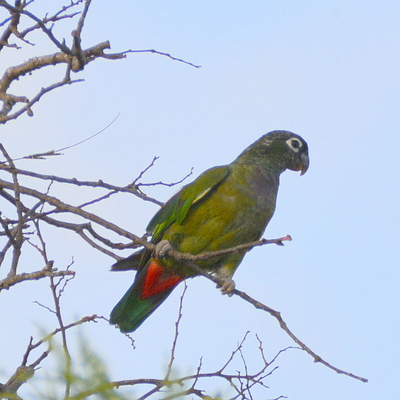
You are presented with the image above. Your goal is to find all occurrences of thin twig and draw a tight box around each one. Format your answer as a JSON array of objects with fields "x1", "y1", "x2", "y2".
[
  {"x1": 127, "y1": 49, "x2": 201, "y2": 68},
  {"x1": 137, "y1": 167, "x2": 194, "y2": 188},
  {"x1": 181, "y1": 260, "x2": 368, "y2": 383},
  {"x1": 0, "y1": 144, "x2": 23, "y2": 276},
  {"x1": 114, "y1": 334, "x2": 286, "y2": 399},
  {"x1": 32, "y1": 218, "x2": 73, "y2": 397},
  {"x1": 16, "y1": 113, "x2": 121, "y2": 159},
  {"x1": 132, "y1": 156, "x2": 159, "y2": 185},
  {"x1": 165, "y1": 282, "x2": 188, "y2": 381},
  {"x1": 0, "y1": 268, "x2": 75, "y2": 291},
  {"x1": 167, "y1": 236, "x2": 292, "y2": 262},
  {"x1": 0, "y1": 177, "x2": 144, "y2": 244},
  {"x1": 0, "y1": 166, "x2": 163, "y2": 206}
]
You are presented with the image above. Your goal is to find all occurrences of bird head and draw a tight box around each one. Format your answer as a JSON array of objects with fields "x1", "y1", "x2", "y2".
[
  {"x1": 281, "y1": 132, "x2": 309, "y2": 175},
  {"x1": 237, "y1": 130, "x2": 309, "y2": 175}
]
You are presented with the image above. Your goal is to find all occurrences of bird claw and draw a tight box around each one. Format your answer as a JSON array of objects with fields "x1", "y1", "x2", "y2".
[
  {"x1": 154, "y1": 239, "x2": 172, "y2": 258},
  {"x1": 217, "y1": 278, "x2": 236, "y2": 297}
]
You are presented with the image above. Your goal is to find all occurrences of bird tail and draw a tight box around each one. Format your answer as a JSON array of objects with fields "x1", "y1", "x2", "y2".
[
  {"x1": 110, "y1": 260, "x2": 182, "y2": 332},
  {"x1": 111, "y1": 250, "x2": 144, "y2": 271}
]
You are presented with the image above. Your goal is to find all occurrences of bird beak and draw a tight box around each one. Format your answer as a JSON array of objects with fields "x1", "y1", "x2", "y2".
[{"x1": 299, "y1": 153, "x2": 309, "y2": 176}]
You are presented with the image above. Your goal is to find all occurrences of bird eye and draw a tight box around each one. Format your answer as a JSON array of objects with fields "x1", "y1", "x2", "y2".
[{"x1": 286, "y1": 138, "x2": 302, "y2": 152}]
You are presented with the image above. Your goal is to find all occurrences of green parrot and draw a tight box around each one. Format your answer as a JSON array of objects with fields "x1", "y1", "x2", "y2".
[{"x1": 110, "y1": 130, "x2": 309, "y2": 332}]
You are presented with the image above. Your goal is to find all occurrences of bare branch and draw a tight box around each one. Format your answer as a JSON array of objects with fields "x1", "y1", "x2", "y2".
[
  {"x1": 179, "y1": 259, "x2": 368, "y2": 383},
  {"x1": 0, "y1": 0, "x2": 73, "y2": 53},
  {"x1": 19, "y1": 5, "x2": 82, "y2": 40},
  {"x1": 132, "y1": 156, "x2": 160, "y2": 185},
  {"x1": 168, "y1": 235, "x2": 292, "y2": 262},
  {"x1": 0, "y1": 268, "x2": 75, "y2": 291},
  {"x1": 0, "y1": 41, "x2": 114, "y2": 122},
  {"x1": 165, "y1": 282, "x2": 188, "y2": 381},
  {"x1": 113, "y1": 333, "x2": 287, "y2": 400},
  {"x1": 127, "y1": 49, "x2": 201, "y2": 68},
  {"x1": 0, "y1": 177, "x2": 144, "y2": 244},
  {"x1": 0, "y1": 165, "x2": 164, "y2": 206},
  {"x1": 137, "y1": 167, "x2": 194, "y2": 188},
  {"x1": 28, "y1": 315, "x2": 105, "y2": 352},
  {"x1": 69, "y1": 0, "x2": 92, "y2": 71},
  {"x1": 0, "y1": 314, "x2": 104, "y2": 399},
  {"x1": 0, "y1": 0, "x2": 26, "y2": 51},
  {"x1": 0, "y1": 0, "x2": 201, "y2": 123},
  {"x1": 0, "y1": 143, "x2": 24, "y2": 275},
  {"x1": 0, "y1": 75, "x2": 84, "y2": 122}
]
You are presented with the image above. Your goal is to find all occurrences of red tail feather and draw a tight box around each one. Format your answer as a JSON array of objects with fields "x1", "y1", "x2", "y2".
[{"x1": 141, "y1": 260, "x2": 182, "y2": 299}]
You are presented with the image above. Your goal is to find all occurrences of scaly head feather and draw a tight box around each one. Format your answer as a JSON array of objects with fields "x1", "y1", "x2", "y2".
[{"x1": 235, "y1": 130, "x2": 309, "y2": 175}]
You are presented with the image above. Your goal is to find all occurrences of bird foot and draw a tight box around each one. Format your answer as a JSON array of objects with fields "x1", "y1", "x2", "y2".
[
  {"x1": 217, "y1": 278, "x2": 236, "y2": 297},
  {"x1": 154, "y1": 239, "x2": 172, "y2": 258}
]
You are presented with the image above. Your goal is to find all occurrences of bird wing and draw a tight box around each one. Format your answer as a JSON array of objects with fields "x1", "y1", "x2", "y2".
[
  {"x1": 113, "y1": 166, "x2": 231, "y2": 273},
  {"x1": 147, "y1": 165, "x2": 231, "y2": 241}
]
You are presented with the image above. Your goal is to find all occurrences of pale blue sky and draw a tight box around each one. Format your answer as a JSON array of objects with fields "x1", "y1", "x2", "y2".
[{"x1": 1, "y1": 1, "x2": 399, "y2": 399}]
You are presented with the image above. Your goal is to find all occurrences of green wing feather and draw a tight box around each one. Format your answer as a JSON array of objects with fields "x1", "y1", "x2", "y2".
[
  {"x1": 147, "y1": 165, "x2": 231, "y2": 240},
  {"x1": 111, "y1": 166, "x2": 230, "y2": 272}
]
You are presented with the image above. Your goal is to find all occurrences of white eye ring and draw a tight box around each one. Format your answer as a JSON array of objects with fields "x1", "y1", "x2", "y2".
[{"x1": 286, "y1": 138, "x2": 302, "y2": 152}]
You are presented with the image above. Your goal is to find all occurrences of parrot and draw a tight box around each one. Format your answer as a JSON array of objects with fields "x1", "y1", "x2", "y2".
[{"x1": 110, "y1": 130, "x2": 309, "y2": 332}]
